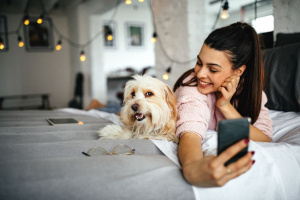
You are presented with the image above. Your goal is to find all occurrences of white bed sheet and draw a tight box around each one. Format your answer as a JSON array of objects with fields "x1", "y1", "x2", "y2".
[
  {"x1": 153, "y1": 110, "x2": 300, "y2": 200},
  {"x1": 59, "y1": 108, "x2": 300, "y2": 200}
]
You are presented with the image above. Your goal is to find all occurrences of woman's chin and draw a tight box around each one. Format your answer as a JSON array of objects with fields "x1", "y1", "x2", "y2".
[{"x1": 197, "y1": 86, "x2": 216, "y2": 95}]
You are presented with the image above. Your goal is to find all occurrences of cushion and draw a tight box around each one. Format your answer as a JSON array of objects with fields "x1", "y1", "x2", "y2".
[
  {"x1": 262, "y1": 43, "x2": 300, "y2": 112},
  {"x1": 275, "y1": 32, "x2": 300, "y2": 47}
]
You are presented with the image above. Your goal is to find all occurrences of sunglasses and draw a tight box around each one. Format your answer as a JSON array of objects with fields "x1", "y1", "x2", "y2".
[{"x1": 82, "y1": 144, "x2": 135, "y2": 156}]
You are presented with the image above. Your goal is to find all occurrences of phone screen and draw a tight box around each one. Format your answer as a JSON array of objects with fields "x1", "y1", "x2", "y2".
[
  {"x1": 46, "y1": 118, "x2": 79, "y2": 125},
  {"x1": 217, "y1": 118, "x2": 250, "y2": 166}
]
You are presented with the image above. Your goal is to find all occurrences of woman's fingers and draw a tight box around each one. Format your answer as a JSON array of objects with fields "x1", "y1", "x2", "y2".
[
  {"x1": 215, "y1": 157, "x2": 254, "y2": 186},
  {"x1": 211, "y1": 139, "x2": 249, "y2": 167}
]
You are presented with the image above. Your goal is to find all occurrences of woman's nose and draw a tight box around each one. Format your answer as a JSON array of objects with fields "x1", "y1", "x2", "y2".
[{"x1": 196, "y1": 66, "x2": 207, "y2": 78}]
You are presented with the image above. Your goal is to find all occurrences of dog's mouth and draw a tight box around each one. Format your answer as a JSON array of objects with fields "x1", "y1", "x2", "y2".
[{"x1": 135, "y1": 113, "x2": 146, "y2": 121}]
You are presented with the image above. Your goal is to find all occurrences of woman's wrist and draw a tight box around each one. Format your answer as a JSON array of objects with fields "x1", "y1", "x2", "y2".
[
  {"x1": 217, "y1": 103, "x2": 243, "y2": 119},
  {"x1": 217, "y1": 103, "x2": 232, "y2": 114}
]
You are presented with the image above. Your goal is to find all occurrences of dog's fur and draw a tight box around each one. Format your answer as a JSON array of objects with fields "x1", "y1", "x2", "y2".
[{"x1": 99, "y1": 74, "x2": 178, "y2": 143}]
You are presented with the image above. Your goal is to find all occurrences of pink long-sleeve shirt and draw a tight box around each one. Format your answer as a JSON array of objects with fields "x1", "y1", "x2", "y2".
[{"x1": 175, "y1": 74, "x2": 273, "y2": 141}]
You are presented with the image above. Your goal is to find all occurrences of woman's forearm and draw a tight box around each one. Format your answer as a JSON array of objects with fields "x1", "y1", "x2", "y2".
[
  {"x1": 218, "y1": 103, "x2": 270, "y2": 142},
  {"x1": 178, "y1": 132, "x2": 203, "y2": 167}
]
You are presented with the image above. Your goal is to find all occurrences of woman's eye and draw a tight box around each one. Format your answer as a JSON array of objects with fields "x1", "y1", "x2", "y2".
[
  {"x1": 210, "y1": 68, "x2": 217, "y2": 73},
  {"x1": 196, "y1": 62, "x2": 202, "y2": 66},
  {"x1": 145, "y1": 92, "x2": 153, "y2": 97},
  {"x1": 131, "y1": 92, "x2": 135, "y2": 97}
]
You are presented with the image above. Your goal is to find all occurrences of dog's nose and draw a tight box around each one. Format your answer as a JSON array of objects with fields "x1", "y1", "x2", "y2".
[{"x1": 131, "y1": 103, "x2": 139, "y2": 111}]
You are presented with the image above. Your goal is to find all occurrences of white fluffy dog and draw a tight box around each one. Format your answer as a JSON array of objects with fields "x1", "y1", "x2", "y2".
[{"x1": 99, "y1": 74, "x2": 178, "y2": 143}]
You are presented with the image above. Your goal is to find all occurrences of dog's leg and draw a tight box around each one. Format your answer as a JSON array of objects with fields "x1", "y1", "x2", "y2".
[{"x1": 98, "y1": 124, "x2": 133, "y2": 140}]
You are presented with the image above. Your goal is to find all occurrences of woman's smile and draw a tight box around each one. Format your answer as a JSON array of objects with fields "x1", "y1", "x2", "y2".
[{"x1": 199, "y1": 80, "x2": 212, "y2": 88}]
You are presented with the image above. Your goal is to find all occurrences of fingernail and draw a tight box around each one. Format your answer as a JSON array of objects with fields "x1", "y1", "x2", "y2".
[
  {"x1": 252, "y1": 160, "x2": 255, "y2": 165},
  {"x1": 250, "y1": 151, "x2": 255, "y2": 156},
  {"x1": 244, "y1": 138, "x2": 250, "y2": 144}
]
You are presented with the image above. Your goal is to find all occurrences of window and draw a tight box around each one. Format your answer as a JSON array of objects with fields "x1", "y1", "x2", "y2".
[{"x1": 252, "y1": 15, "x2": 274, "y2": 33}]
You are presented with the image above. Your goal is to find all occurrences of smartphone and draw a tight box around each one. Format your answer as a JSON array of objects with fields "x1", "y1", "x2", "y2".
[
  {"x1": 217, "y1": 118, "x2": 250, "y2": 166},
  {"x1": 46, "y1": 118, "x2": 82, "y2": 125}
]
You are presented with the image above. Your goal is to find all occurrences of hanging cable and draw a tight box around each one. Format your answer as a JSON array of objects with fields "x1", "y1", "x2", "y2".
[
  {"x1": 211, "y1": 1, "x2": 223, "y2": 31},
  {"x1": 146, "y1": 0, "x2": 196, "y2": 65}
]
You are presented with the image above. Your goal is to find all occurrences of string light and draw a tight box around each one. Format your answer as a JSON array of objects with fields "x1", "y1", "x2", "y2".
[
  {"x1": 18, "y1": 36, "x2": 24, "y2": 47},
  {"x1": 151, "y1": 32, "x2": 157, "y2": 43},
  {"x1": 80, "y1": 50, "x2": 86, "y2": 62},
  {"x1": 23, "y1": 15, "x2": 30, "y2": 25},
  {"x1": 163, "y1": 66, "x2": 171, "y2": 80},
  {"x1": 0, "y1": 36, "x2": 4, "y2": 50},
  {"x1": 106, "y1": 27, "x2": 113, "y2": 41},
  {"x1": 37, "y1": 14, "x2": 44, "y2": 24},
  {"x1": 56, "y1": 40, "x2": 62, "y2": 50},
  {"x1": 220, "y1": 0, "x2": 229, "y2": 19},
  {"x1": 4, "y1": 0, "x2": 197, "y2": 70}
]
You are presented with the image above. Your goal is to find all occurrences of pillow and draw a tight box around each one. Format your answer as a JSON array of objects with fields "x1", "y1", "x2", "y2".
[
  {"x1": 275, "y1": 32, "x2": 300, "y2": 47},
  {"x1": 262, "y1": 43, "x2": 300, "y2": 112}
]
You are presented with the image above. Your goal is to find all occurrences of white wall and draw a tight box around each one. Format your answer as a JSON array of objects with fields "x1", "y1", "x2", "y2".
[
  {"x1": 217, "y1": 3, "x2": 273, "y2": 29},
  {"x1": 90, "y1": 2, "x2": 155, "y2": 104},
  {"x1": 273, "y1": 0, "x2": 300, "y2": 36},
  {"x1": 100, "y1": 3, "x2": 155, "y2": 75},
  {"x1": 0, "y1": 13, "x2": 73, "y2": 109}
]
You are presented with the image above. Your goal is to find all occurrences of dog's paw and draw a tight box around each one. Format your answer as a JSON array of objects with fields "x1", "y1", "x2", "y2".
[{"x1": 98, "y1": 124, "x2": 132, "y2": 140}]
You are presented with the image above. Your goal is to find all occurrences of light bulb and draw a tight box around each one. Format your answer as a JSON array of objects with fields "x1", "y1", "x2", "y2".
[
  {"x1": 80, "y1": 51, "x2": 86, "y2": 62},
  {"x1": 125, "y1": 0, "x2": 131, "y2": 4},
  {"x1": 107, "y1": 35, "x2": 113, "y2": 41},
  {"x1": 24, "y1": 19, "x2": 29, "y2": 25},
  {"x1": 139, "y1": 0, "x2": 144, "y2": 2},
  {"x1": 18, "y1": 36, "x2": 24, "y2": 47},
  {"x1": 220, "y1": 10, "x2": 229, "y2": 19},
  {"x1": 220, "y1": 1, "x2": 229, "y2": 20},
  {"x1": 163, "y1": 67, "x2": 171, "y2": 80},
  {"x1": 37, "y1": 18, "x2": 43, "y2": 24},
  {"x1": 56, "y1": 40, "x2": 62, "y2": 50},
  {"x1": 163, "y1": 73, "x2": 169, "y2": 80},
  {"x1": 56, "y1": 44, "x2": 61, "y2": 50},
  {"x1": 80, "y1": 54, "x2": 86, "y2": 62},
  {"x1": 19, "y1": 41, "x2": 24, "y2": 47},
  {"x1": 0, "y1": 43, "x2": 4, "y2": 50},
  {"x1": 37, "y1": 14, "x2": 44, "y2": 24},
  {"x1": 24, "y1": 15, "x2": 30, "y2": 25},
  {"x1": 151, "y1": 32, "x2": 157, "y2": 43}
]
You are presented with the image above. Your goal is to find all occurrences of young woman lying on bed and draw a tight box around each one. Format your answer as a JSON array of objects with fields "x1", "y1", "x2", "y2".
[{"x1": 173, "y1": 22, "x2": 273, "y2": 187}]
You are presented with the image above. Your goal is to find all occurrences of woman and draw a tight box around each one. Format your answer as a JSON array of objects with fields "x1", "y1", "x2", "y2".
[{"x1": 173, "y1": 22, "x2": 273, "y2": 187}]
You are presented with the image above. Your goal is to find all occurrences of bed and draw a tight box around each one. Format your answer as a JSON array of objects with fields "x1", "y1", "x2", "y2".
[
  {"x1": 0, "y1": 43, "x2": 299, "y2": 200},
  {"x1": 0, "y1": 107, "x2": 299, "y2": 200}
]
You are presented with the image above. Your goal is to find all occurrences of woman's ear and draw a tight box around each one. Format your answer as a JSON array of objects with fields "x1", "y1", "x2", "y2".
[{"x1": 234, "y1": 65, "x2": 246, "y2": 76}]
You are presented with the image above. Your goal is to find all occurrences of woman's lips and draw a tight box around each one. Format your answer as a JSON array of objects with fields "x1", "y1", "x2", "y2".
[{"x1": 199, "y1": 80, "x2": 212, "y2": 88}]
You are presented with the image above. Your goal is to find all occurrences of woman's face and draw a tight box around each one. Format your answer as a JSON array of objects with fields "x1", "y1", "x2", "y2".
[{"x1": 195, "y1": 44, "x2": 235, "y2": 95}]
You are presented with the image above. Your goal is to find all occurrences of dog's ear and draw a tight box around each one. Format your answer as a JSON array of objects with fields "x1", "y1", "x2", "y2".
[{"x1": 163, "y1": 84, "x2": 177, "y2": 120}]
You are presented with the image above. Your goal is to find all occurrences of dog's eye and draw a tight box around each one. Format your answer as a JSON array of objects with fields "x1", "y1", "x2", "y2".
[
  {"x1": 145, "y1": 92, "x2": 153, "y2": 97},
  {"x1": 131, "y1": 92, "x2": 135, "y2": 97}
]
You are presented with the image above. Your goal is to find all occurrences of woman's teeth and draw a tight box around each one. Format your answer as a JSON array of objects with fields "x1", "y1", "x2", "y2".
[{"x1": 200, "y1": 81, "x2": 210, "y2": 85}]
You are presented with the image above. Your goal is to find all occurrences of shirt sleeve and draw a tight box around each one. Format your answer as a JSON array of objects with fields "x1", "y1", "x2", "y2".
[
  {"x1": 175, "y1": 86, "x2": 211, "y2": 140},
  {"x1": 253, "y1": 91, "x2": 273, "y2": 141}
]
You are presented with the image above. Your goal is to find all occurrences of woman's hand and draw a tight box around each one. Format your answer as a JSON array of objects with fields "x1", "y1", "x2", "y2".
[
  {"x1": 182, "y1": 138, "x2": 254, "y2": 187},
  {"x1": 216, "y1": 75, "x2": 240, "y2": 109}
]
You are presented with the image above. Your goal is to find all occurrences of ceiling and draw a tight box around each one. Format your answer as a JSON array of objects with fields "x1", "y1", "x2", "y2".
[
  {"x1": 0, "y1": 0, "x2": 90, "y2": 14},
  {"x1": 0, "y1": 0, "x2": 271, "y2": 15}
]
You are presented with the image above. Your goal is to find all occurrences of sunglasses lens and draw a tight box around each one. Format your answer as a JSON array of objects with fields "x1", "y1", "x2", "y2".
[
  {"x1": 115, "y1": 144, "x2": 132, "y2": 155},
  {"x1": 87, "y1": 147, "x2": 106, "y2": 156}
]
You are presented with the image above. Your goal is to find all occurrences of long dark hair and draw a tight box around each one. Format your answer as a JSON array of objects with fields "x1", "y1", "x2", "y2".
[{"x1": 173, "y1": 22, "x2": 265, "y2": 124}]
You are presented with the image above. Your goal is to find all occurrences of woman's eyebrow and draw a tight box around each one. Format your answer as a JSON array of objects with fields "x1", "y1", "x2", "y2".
[
  {"x1": 197, "y1": 55, "x2": 222, "y2": 68},
  {"x1": 197, "y1": 55, "x2": 201, "y2": 61}
]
